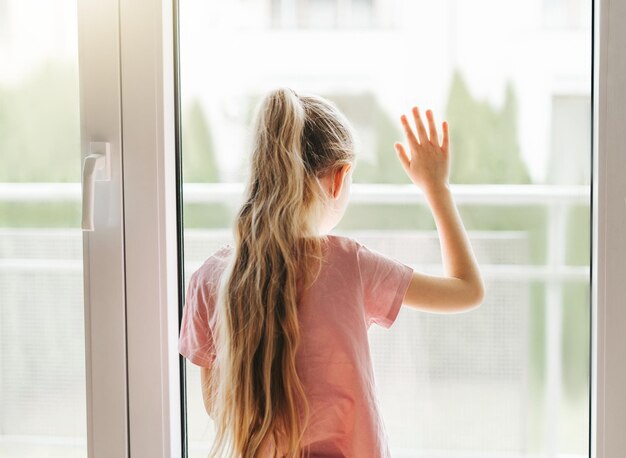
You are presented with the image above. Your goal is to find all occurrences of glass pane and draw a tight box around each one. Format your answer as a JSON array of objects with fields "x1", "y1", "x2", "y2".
[
  {"x1": 178, "y1": 0, "x2": 591, "y2": 456},
  {"x1": 0, "y1": 1, "x2": 86, "y2": 456}
]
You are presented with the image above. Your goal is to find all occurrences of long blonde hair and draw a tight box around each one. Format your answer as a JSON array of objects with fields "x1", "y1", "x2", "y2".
[{"x1": 208, "y1": 88, "x2": 356, "y2": 457}]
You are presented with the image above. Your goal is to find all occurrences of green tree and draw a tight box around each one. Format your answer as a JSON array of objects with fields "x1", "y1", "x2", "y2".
[
  {"x1": 182, "y1": 99, "x2": 220, "y2": 182},
  {"x1": 0, "y1": 60, "x2": 80, "y2": 182},
  {"x1": 328, "y1": 92, "x2": 405, "y2": 184},
  {"x1": 445, "y1": 69, "x2": 531, "y2": 184},
  {"x1": 0, "y1": 61, "x2": 82, "y2": 226},
  {"x1": 180, "y1": 100, "x2": 231, "y2": 228}
]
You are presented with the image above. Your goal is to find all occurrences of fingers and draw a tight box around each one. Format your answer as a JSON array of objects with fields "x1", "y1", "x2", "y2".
[
  {"x1": 394, "y1": 142, "x2": 411, "y2": 171},
  {"x1": 441, "y1": 121, "x2": 449, "y2": 152},
  {"x1": 401, "y1": 106, "x2": 449, "y2": 153},
  {"x1": 412, "y1": 107, "x2": 430, "y2": 145},
  {"x1": 426, "y1": 109, "x2": 439, "y2": 145},
  {"x1": 400, "y1": 114, "x2": 419, "y2": 147}
]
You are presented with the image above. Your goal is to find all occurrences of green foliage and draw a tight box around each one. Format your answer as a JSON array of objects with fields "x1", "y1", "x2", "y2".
[
  {"x1": 337, "y1": 203, "x2": 435, "y2": 231},
  {"x1": 445, "y1": 69, "x2": 531, "y2": 184},
  {"x1": 327, "y1": 92, "x2": 406, "y2": 184},
  {"x1": 183, "y1": 203, "x2": 232, "y2": 229},
  {"x1": 566, "y1": 205, "x2": 591, "y2": 265},
  {"x1": 180, "y1": 100, "x2": 230, "y2": 227},
  {"x1": 0, "y1": 60, "x2": 80, "y2": 182},
  {"x1": 0, "y1": 202, "x2": 80, "y2": 227},
  {"x1": 182, "y1": 99, "x2": 220, "y2": 182}
]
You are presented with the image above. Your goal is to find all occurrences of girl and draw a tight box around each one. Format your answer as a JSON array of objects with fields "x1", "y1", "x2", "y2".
[{"x1": 179, "y1": 88, "x2": 484, "y2": 457}]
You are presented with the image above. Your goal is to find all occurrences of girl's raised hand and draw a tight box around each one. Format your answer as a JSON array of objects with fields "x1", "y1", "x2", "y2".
[{"x1": 394, "y1": 107, "x2": 450, "y2": 195}]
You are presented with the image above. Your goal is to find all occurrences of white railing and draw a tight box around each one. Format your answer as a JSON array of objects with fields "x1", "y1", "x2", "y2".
[
  {"x1": 0, "y1": 182, "x2": 589, "y2": 204},
  {"x1": 0, "y1": 183, "x2": 591, "y2": 458}
]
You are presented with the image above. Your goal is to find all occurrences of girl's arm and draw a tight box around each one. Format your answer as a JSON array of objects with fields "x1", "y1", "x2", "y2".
[{"x1": 394, "y1": 107, "x2": 484, "y2": 313}]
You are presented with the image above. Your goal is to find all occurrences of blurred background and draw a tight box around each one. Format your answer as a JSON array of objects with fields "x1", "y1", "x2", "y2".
[
  {"x1": 0, "y1": 0, "x2": 590, "y2": 456},
  {"x1": 178, "y1": 1, "x2": 590, "y2": 457}
]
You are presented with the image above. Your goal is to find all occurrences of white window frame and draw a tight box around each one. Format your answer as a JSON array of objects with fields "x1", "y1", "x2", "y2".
[
  {"x1": 590, "y1": 0, "x2": 626, "y2": 455},
  {"x1": 77, "y1": 0, "x2": 626, "y2": 456},
  {"x1": 118, "y1": 1, "x2": 181, "y2": 457},
  {"x1": 77, "y1": 1, "x2": 129, "y2": 456},
  {"x1": 78, "y1": 0, "x2": 181, "y2": 456}
]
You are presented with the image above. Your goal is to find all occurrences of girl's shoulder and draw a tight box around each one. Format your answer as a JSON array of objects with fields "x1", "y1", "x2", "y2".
[
  {"x1": 198, "y1": 244, "x2": 232, "y2": 267},
  {"x1": 212, "y1": 243, "x2": 234, "y2": 259},
  {"x1": 192, "y1": 244, "x2": 233, "y2": 288},
  {"x1": 326, "y1": 233, "x2": 362, "y2": 255}
]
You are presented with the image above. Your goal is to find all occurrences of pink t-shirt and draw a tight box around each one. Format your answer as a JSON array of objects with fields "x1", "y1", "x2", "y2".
[{"x1": 178, "y1": 234, "x2": 414, "y2": 457}]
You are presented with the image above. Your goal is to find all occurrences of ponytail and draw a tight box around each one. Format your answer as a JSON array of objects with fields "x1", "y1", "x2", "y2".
[{"x1": 209, "y1": 88, "x2": 355, "y2": 457}]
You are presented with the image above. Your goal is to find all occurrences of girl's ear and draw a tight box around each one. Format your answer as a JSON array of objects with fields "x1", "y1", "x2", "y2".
[{"x1": 332, "y1": 163, "x2": 352, "y2": 200}]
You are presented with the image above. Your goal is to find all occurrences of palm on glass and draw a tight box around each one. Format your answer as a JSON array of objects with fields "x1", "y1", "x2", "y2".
[{"x1": 394, "y1": 107, "x2": 450, "y2": 194}]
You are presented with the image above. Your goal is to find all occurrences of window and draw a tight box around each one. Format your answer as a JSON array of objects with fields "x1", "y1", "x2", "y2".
[
  {"x1": 0, "y1": 0, "x2": 87, "y2": 455},
  {"x1": 9, "y1": 0, "x2": 626, "y2": 456},
  {"x1": 178, "y1": 0, "x2": 591, "y2": 456}
]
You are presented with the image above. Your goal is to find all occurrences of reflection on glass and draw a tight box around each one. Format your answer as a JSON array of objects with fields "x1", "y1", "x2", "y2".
[
  {"x1": 179, "y1": 0, "x2": 590, "y2": 456},
  {"x1": 0, "y1": 0, "x2": 86, "y2": 457}
]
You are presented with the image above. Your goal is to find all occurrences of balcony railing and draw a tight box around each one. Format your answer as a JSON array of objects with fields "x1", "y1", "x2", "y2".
[
  {"x1": 0, "y1": 182, "x2": 589, "y2": 205},
  {"x1": 0, "y1": 183, "x2": 590, "y2": 458}
]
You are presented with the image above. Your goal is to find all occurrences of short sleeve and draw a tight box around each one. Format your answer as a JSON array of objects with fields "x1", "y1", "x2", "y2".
[
  {"x1": 178, "y1": 269, "x2": 218, "y2": 368},
  {"x1": 355, "y1": 241, "x2": 414, "y2": 328}
]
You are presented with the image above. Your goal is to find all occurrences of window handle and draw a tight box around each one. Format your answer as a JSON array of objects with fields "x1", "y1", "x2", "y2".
[{"x1": 81, "y1": 142, "x2": 111, "y2": 231}]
